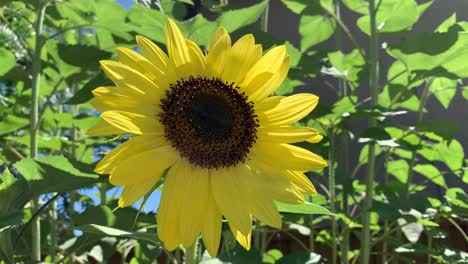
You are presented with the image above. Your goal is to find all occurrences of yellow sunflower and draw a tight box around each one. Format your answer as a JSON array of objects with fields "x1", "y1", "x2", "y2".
[{"x1": 87, "y1": 19, "x2": 327, "y2": 256}]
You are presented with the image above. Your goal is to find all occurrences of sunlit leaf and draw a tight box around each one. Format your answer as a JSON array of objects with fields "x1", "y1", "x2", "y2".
[{"x1": 275, "y1": 201, "x2": 333, "y2": 215}]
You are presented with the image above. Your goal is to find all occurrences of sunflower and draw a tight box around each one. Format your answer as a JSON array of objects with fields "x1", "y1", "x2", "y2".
[{"x1": 87, "y1": 19, "x2": 327, "y2": 255}]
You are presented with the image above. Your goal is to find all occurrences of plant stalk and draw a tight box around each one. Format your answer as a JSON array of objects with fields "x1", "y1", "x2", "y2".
[
  {"x1": 333, "y1": 0, "x2": 350, "y2": 262},
  {"x1": 328, "y1": 131, "x2": 337, "y2": 264},
  {"x1": 360, "y1": 0, "x2": 379, "y2": 263},
  {"x1": 186, "y1": 238, "x2": 199, "y2": 264},
  {"x1": 260, "y1": 1, "x2": 269, "y2": 33},
  {"x1": 30, "y1": 0, "x2": 47, "y2": 261}
]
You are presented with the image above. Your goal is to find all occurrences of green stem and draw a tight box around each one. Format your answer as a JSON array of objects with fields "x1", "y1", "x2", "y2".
[
  {"x1": 186, "y1": 239, "x2": 199, "y2": 264},
  {"x1": 49, "y1": 198, "x2": 58, "y2": 262},
  {"x1": 360, "y1": 1, "x2": 379, "y2": 263},
  {"x1": 260, "y1": 228, "x2": 267, "y2": 254},
  {"x1": 427, "y1": 235, "x2": 432, "y2": 264},
  {"x1": 0, "y1": 230, "x2": 13, "y2": 264},
  {"x1": 381, "y1": 150, "x2": 391, "y2": 264},
  {"x1": 30, "y1": 0, "x2": 47, "y2": 261},
  {"x1": 260, "y1": 1, "x2": 269, "y2": 33},
  {"x1": 328, "y1": 130, "x2": 337, "y2": 264},
  {"x1": 306, "y1": 192, "x2": 315, "y2": 252},
  {"x1": 333, "y1": 1, "x2": 350, "y2": 263}
]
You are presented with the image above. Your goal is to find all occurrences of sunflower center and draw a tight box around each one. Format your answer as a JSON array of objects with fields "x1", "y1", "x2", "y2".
[
  {"x1": 188, "y1": 93, "x2": 235, "y2": 142},
  {"x1": 159, "y1": 76, "x2": 259, "y2": 169}
]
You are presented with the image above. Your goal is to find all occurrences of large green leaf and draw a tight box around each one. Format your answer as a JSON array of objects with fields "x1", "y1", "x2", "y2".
[
  {"x1": 0, "y1": 48, "x2": 16, "y2": 76},
  {"x1": 414, "y1": 164, "x2": 447, "y2": 188},
  {"x1": 77, "y1": 224, "x2": 161, "y2": 245},
  {"x1": 387, "y1": 159, "x2": 409, "y2": 183},
  {"x1": 387, "y1": 31, "x2": 468, "y2": 79},
  {"x1": 281, "y1": 0, "x2": 309, "y2": 14},
  {"x1": 57, "y1": 44, "x2": 112, "y2": 69},
  {"x1": 66, "y1": 71, "x2": 112, "y2": 105},
  {"x1": 357, "y1": 0, "x2": 419, "y2": 34},
  {"x1": 14, "y1": 155, "x2": 103, "y2": 196},
  {"x1": 428, "y1": 77, "x2": 457, "y2": 109},
  {"x1": 0, "y1": 210, "x2": 24, "y2": 231},
  {"x1": 299, "y1": 2, "x2": 335, "y2": 51},
  {"x1": 0, "y1": 115, "x2": 29, "y2": 136},
  {"x1": 275, "y1": 201, "x2": 333, "y2": 215}
]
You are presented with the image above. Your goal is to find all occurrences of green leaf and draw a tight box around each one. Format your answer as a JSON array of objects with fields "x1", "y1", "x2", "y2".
[
  {"x1": 74, "y1": 206, "x2": 116, "y2": 227},
  {"x1": 276, "y1": 252, "x2": 322, "y2": 264},
  {"x1": 417, "y1": 119, "x2": 459, "y2": 141},
  {"x1": 433, "y1": 140, "x2": 464, "y2": 171},
  {"x1": 436, "y1": 13, "x2": 457, "y2": 32},
  {"x1": 275, "y1": 201, "x2": 333, "y2": 215},
  {"x1": 462, "y1": 86, "x2": 468, "y2": 100},
  {"x1": 357, "y1": 0, "x2": 419, "y2": 34},
  {"x1": 66, "y1": 71, "x2": 112, "y2": 104},
  {"x1": 387, "y1": 159, "x2": 409, "y2": 183},
  {"x1": 327, "y1": 49, "x2": 367, "y2": 88},
  {"x1": 77, "y1": 224, "x2": 161, "y2": 245},
  {"x1": 429, "y1": 77, "x2": 457, "y2": 109},
  {"x1": 263, "y1": 249, "x2": 283, "y2": 264},
  {"x1": 359, "y1": 144, "x2": 382, "y2": 164},
  {"x1": 0, "y1": 48, "x2": 16, "y2": 76},
  {"x1": 14, "y1": 155, "x2": 103, "y2": 196},
  {"x1": 387, "y1": 31, "x2": 468, "y2": 79},
  {"x1": 217, "y1": 0, "x2": 268, "y2": 32},
  {"x1": 413, "y1": 164, "x2": 447, "y2": 188},
  {"x1": 0, "y1": 115, "x2": 29, "y2": 136},
  {"x1": 127, "y1": 4, "x2": 167, "y2": 43},
  {"x1": 57, "y1": 44, "x2": 112, "y2": 69},
  {"x1": 0, "y1": 210, "x2": 24, "y2": 231},
  {"x1": 342, "y1": 0, "x2": 368, "y2": 14},
  {"x1": 281, "y1": 0, "x2": 309, "y2": 14},
  {"x1": 299, "y1": 3, "x2": 335, "y2": 51}
]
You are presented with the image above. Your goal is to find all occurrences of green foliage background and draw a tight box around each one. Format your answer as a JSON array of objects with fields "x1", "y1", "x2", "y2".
[{"x1": 0, "y1": 0, "x2": 467, "y2": 263}]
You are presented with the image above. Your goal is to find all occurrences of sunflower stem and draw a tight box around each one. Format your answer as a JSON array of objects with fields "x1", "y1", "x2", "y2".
[
  {"x1": 328, "y1": 130, "x2": 337, "y2": 264},
  {"x1": 30, "y1": 0, "x2": 47, "y2": 261},
  {"x1": 333, "y1": 1, "x2": 350, "y2": 263},
  {"x1": 360, "y1": 0, "x2": 379, "y2": 263},
  {"x1": 186, "y1": 239, "x2": 199, "y2": 264}
]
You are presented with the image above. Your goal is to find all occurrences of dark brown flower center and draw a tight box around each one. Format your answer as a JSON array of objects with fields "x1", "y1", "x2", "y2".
[{"x1": 159, "y1": 76, "x2": 259, "y2": 169}]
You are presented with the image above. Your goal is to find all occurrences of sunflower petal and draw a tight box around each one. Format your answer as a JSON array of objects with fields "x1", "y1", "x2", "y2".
[
  {"x1": 207, "y1": 27, "x2": 231, "y2": 77},
  {"x1": 211, "y1": 166, "x2": 252, "y2": 235},
  {"x1": 165, "y1": 19, "x2": 190, "y2": 67},
  {"x1": 248, "y1": 56, "x2": 290, "y2": 102},
  {"x1": 157, "y1": 161, "x2": 184, "y2": 251},
  {"x1": 95, "y1": 135, "x2": 165, "y2": 174},
  {"x1": 286, "y1": 170, "x2": 317, "y2": 195},
  {"x1": 244, "y1": 45, "x2": 287, "y2": 84},
  {"x1": 258, "y1": 93, "x2": 319, "y2": 126},
  {"x1": 118, "y1": 175, "x2": 159, "y2": 207},
  {"x1": 230, "y1": 225, "x2": 252, "y2": 251},
  {"x1": 90, "y1": 87, "x2": 158, "y2": 115},
  {"x1": 177, "y1": 162, "x2": 210, "y2": 247},
  {"x1": 86, "y1": 119, "x2": 126, "y2": 136},
  {"x1": 202, "y1": 189, "x2": 222, "y2": 257},
  {"x1": 222, "y1": 34, "x2": 262, "y2": 84},
  {"x1": 100, "y1": 60, "x2": 162, "y2": 100},
  {"x1": 109, "y1": 145, "x2": 178, "y2": 186},
  {"x1": 253, "y1": 142, "x2": 328, "y2": 172},
  {"x1": 186, "y1": 39, "x2": 207, "y2": 75},
  {"x1": 136, "y1": 35, "x2": 169, "y2": 71},
  {"x1": 257, "y1": 126, "x2": 321, "y2": 143},
  {"x1": 101, "y1": 111, "x2": 162, "y2": 135}
]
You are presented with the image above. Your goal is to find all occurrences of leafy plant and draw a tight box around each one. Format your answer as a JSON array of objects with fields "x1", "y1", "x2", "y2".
[{"x1": 0, "y1": 0, "x2": 466, "y2": 263}]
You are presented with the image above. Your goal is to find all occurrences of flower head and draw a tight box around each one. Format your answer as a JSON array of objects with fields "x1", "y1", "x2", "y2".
[{"x1": 88, "y1": 19, "x2": 327, "y2": 255}]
